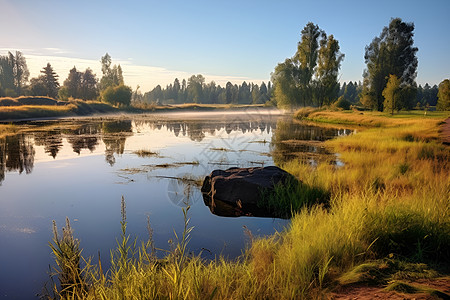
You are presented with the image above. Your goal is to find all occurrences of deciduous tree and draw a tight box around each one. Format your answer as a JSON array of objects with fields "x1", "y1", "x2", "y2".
[
  {"x1": 362, "y1": 18, "x2": 418, "y2": 111},
  {"x1": 437, "y1": 79, "x2": 450, "y2": 111},
  {"x1": 315, "y1": 34, "x2": 344, "y2": 106},
  {"x1": 382, "y1": 74, "x2": 401, "y2": 114}
]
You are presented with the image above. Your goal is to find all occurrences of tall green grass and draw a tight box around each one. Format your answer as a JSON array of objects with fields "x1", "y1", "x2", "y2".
[{"x1": 46, "y1": 111, "x2": 450, "y2": 299}]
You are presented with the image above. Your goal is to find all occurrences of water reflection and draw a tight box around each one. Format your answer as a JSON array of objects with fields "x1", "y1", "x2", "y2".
[
  {"x1": 0, "y1": 116, "x2": 350, "y2": 185},
  {"x1": 102, "y1": 121, "x2": 133, "y2": 166},
  {"x1": 34, "y1": 130, "x2": 63, "y2": 158},
  {"x1": 271, "y1": 119, "x2": 351, "y2": 165},
  {"x1": 66, "y1": 124, "x2": 100, "y2": 154},
  {"x1": 133, "y1": 118, "x2": 274, "y2": 143},
  {"x1": 0, "y1": 134, "x2": 35, "y2": 184}
]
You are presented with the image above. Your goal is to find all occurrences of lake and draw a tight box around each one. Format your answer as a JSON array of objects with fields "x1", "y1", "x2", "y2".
[{"x1": 0, "y1": 109, "x2": 351, "y2": 298}]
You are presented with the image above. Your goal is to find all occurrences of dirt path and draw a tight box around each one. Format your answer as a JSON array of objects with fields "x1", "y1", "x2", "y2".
[{"x1": 441, "y1": 117, "x2": 450, "y2": 145}]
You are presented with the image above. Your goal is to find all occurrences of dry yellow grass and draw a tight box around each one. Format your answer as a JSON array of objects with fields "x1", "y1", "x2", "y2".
[
  {"x1": 305, "y1": 110, "x2": 449, "y2": 128},
  {"x1": 0, "y1": 104, "x2": 77, "y2": 120}
]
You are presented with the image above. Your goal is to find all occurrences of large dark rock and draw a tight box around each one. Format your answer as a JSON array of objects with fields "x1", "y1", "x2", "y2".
[{"x1": 201, "y1": 166, "x2": 296, "y2": 218}]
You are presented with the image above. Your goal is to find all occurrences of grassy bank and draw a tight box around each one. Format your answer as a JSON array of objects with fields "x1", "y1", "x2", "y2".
[
  {"x1": 45, "y1": 110, "x2": 449, "y2": 299},
  {"x1": 0, "y1": 96, "x2": 270, "y2": 122},
  {"x1": 0, "y1": 97, "x2": 119, "y2": 121}
]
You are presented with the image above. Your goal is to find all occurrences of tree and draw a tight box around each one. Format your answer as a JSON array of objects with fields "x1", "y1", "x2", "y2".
[
  {"x1": 80, "y1": 68, "x2": 98, "y2": 100},
  {"x1": 362, "y1": 18, "x2": 418, "y2": 111},
  {"x1": 272, "y1": 22, "x2": 343, "y2": 109},
  {"x1": 29, "y1": 76, "x2": 48, "y2": 96},
  {"x1": 102, "y1": 84, "x2": 131, "y2": 106},
  {"x1": 382, "y1": 74, "x2": 402, "y2": 114},
  {"x1": 11, "y1": 51, "x2": 29, "y2": 95},
  {"x1": 259, "y1": 82, "x2": 270, "y2": 103},
  {"x1": 0, "y1": 54, "x2": 15, "y2": 96},
  {"x1": 238, "y1": 81, "x2": 251, "y2": 104},
  {"x1": 99, "y1": 53, "x2": 124, "y2": 91},
  {"x1": 37, "y1": 63, "x2": 59, "y2": 98},
  {"x1": 63, "y1": 67, "x2": 82, "y2": 99},
  {"x1": 294, "y1": 22, "x2": 323, "y2": 107},
  {"x1": 173, "y1": 78, "x2": 180, "y2": 103},
  {"x1": 271, "y1": 59, "x2": 299, "y2": 109},
  {"x1": 315, "y1": 34, "x2": 344, "y2": 106},
  {"x1": 187, "y1": 74, "x2": 204, "y2": 103},
  {"x1": 251, "y1": 84, "x2": 261, "y2": 104},
  {"x1": 437, "y1": 79, "x2": 450, "y2": 111}
]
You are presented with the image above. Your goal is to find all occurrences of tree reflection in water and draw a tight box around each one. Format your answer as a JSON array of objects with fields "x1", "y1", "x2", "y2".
[
  {"x1": 0, "y1": 134, "x2": 35, "y2": 184},
  {"x1": 0, "y1": 116, "x2": 350, "y2": 184},
  {"x1": 270, "y1": 119, "x2": 351, "y2": 166},
  {"x1": 102, "y1": 120, "x2": 133, "y2": 166}
]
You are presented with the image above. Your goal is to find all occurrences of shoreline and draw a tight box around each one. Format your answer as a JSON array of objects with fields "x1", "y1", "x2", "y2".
[{"x1": 0, "y1": 102, "x2": 282, "y2": 123}]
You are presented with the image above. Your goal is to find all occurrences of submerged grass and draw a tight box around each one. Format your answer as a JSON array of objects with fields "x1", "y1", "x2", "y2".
[
  {"x1": 133, "y1": 149, "x2": 160, "y2": 157},
  {"x1": 46, "y1": 110, "x2": 450, "y2": 299}
]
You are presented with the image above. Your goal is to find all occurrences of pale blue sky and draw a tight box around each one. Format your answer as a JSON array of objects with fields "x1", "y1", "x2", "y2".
[{"x1": 1, "y1": 0, "x2": 449, "y2": 91}]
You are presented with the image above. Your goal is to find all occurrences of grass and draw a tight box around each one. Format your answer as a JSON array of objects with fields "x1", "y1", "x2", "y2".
[
  {"x1": 0, "y1": 96, "x2": 272, "y2": 122},
  {"x1": 384, "y1": 280, "x2": 450, "y2": 298},
  {"x1": 0, "y1": 99, "x2": 119, "y2": 120},
  {"x1": 258, "y1": 177, "x2": 330, "y2": 218},
  {"x1": 45, "y1": 110, "x2": 449, "y2": 299},
  {"x1": 132, "y1": 149, "x2": 159, "y2": 157},
  {"x1": 0, "y1": 104, "x2": 77, "y2": 120}
]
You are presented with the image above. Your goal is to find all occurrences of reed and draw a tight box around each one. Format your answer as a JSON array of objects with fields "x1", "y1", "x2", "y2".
[{"x1": 48, "y1": 217, "x2": 87, "y2": 299}]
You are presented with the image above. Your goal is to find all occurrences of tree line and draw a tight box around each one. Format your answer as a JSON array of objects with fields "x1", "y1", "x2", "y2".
[
  {"x1": 0, "y1": 52, "x2": 132, "y2": 106},
  {"x1": 138, "y1": 75, "x2": 272, "y2": 105}
]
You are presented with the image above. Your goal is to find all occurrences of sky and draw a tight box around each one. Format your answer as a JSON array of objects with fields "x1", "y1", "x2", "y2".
[{"x1": 1, "y1": 0, "x2": 449, "y2": 93}]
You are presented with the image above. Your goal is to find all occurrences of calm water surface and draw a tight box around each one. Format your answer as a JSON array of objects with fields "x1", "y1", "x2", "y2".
[{"x1": 0, "y1": 110, "x2": 350, "y2": 298}]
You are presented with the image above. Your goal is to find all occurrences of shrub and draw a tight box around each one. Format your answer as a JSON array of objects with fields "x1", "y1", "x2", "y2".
[
  {"x1": 334, "y1": 96, "x2": 351, "y2": 110},
  {"x1": 101, "y1": 84, "x2": 132, "y2": 107}
]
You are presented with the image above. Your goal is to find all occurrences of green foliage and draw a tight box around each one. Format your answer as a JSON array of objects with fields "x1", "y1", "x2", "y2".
[
  {"x1": 187, "y1": 74, "x2": 205, "y2": 103},
  {"x1": 417, "y1": 83, "x2": 439, "y2": 107},
  {"x1": 334, "y1": 96, "x2": 351, "y2": 110},
  {"x1": 271, "y1": 59, "x2": 300, "y2": 109},
  {"x1": 61, "y1": 67, "x2": 99, "y2": 101},
  {"x1": 58, "y1": 86, "x2": 70, "y2": 101},
  {"x1": 49, "y1": 217, "x2": 86, "y2": 298},
  {"x1": 363, "y1": 18, "x2": 418, "y2": 111},
  {"x1": 101, "y1": 84, "x2": 132, "y2": 106},
  {"x1": 437, "y1": 79, "x2": 450, "y2": 111},
  {"x1": 0, "y1": 51, "x2": 29, "y2": 96},
  {"x1": 30, "y1": 63, "x2": 60, "y2": 98},
  {"x1": 142, "y1": 76, "x2": 270, "y2": 105},
  {"x1": 99, "y1": 53, "x2": 124, "y2": 92},
  {"x1": 315, "y1": 34, "x2": 344, "y2": 106},
  {"x1": 272, "y1": 22, "x2": 344, "y2": 109},
  {"x1": 339, "y1": 81, "x2": 362, "y2": 104},
  {"x1": 382, "y1": 74, "x2": 402, "y2": 114},
  {"x1": 258, "y1": 177, "x2": 330, "y2": 218}
]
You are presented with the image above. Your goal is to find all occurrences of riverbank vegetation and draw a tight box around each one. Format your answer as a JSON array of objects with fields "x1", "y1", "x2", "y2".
[
  {"x1": 0, "y1": 96, "x2": 272, "y2": 121},
  {"x1": 44, "y1": 110, "x2": 449, "y2": 299}
]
